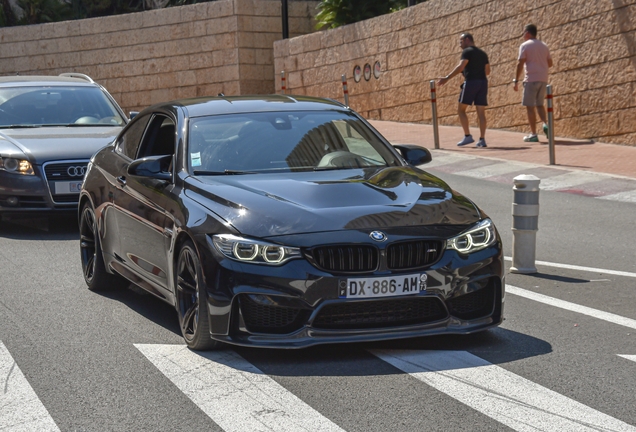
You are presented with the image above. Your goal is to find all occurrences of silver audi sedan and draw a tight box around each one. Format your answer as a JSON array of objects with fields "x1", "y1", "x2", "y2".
[{"x1": 0, "y1": 73, "x2": 128, "y2": 217}]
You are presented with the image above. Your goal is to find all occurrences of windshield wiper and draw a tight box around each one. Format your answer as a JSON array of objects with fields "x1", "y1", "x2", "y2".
[
  {"x1": 193, "y1": 169, "x2": 259, "y2": 175},
  {"x1": 52, "y1": 123, "x2": 116, "y2": 127},
  {"x1": 312, "y1": 166, "x2": 346, "y2": 171},
  {"x1": 0, "y1": 124, "x2": 42, "y2": 129}
]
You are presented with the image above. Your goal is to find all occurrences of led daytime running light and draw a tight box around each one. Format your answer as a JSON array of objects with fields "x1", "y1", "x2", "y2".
[
  {"x1": 212, "y1": 234, "x2": 300, "y2": 265},
  {"x1": 447, "y1": 219, "x2": 495, "y2": 254}
]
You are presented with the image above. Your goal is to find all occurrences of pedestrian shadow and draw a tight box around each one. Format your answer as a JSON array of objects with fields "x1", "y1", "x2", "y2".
[
  {"x1": 480, "y1": 146, "x2": 534, "y2": 150},
  {"x1": 552, "y1": 139, "x2": 595, "y2": 146},
  {"x1": 446, "y1": 146, "x2": 534, "y2": 151}
]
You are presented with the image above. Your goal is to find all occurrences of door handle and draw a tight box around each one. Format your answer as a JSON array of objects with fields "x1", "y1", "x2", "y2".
[{"x1": 116, "y1": 176, "x2": 126, "y2": 186}]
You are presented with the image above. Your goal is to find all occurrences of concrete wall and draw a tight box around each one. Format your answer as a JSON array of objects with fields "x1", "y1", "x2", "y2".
[
  {"x1": 0, "y1": 0, "x2": 318, "y2": 113},
  {"x1": 274, "y1": 0, "x2": 636, "y2": 146}
]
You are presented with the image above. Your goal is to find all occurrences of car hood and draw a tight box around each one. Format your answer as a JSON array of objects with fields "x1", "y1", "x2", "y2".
[
  {"x1": 185, "y1": 166, "x2": 482, "y2": 237},
  {"x1": 0, "y1": 127, "x2": 121, "y2": 163}
]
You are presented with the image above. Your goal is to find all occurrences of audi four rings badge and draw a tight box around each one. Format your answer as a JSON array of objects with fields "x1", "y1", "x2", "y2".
[
  {"x1": 67, "y1": 166, "x2": 86, "y2": 177},
  {"x1": 369, "y1": 231, "x2": 387, "y2": 242}
]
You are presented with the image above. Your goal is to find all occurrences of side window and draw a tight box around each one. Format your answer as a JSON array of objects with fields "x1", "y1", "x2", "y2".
[
  {"x1": 137, "y1": 115, "x2": 176, "y2": 159},
  {"x1": 116, "y1": 114, "x2": 151, "y2": 159}
]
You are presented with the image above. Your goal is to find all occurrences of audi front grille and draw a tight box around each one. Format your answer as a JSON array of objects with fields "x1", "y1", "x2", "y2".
[{"x1": 43, "y1": 160, "x2": 88, "y2": 205}]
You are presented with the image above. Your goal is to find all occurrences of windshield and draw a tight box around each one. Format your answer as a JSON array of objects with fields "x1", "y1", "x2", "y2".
[
  {"x1": 0, "y1": 85, "x2": 126, "y2": 128},
  {"x1": 188, "y1": 111, "x2": 400, "y2": 174}
]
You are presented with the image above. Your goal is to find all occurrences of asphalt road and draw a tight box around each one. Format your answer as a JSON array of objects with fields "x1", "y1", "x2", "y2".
[{"x1": 1, "y1": 169, "x2": 635, "y2": 431}]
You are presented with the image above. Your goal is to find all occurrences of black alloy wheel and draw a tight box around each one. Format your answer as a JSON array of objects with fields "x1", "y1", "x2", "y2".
[
  {"x1": 176, "y1": 241, "x2": 219, "y2": 350},
  {"x1": 79, "y1": 202, "x2": 123, "y2": 292}
]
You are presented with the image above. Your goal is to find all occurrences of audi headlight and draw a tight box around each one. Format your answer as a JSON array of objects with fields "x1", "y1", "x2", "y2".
[
  {"x1": 0, "y1": 157, "x2": 34, "y2": 175},
  {"x1": 212, "y1": 234, "x2": 301, "y2": 265},
  {"x1": 446, "y1": 219, "x2": 497, "y2": 254}
]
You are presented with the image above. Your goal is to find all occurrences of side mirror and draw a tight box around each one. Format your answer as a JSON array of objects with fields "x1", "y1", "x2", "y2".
[
  {"x1": 128, "y1": 154, "x2": 172, "y2": 181},
  {"x1": 129, "y1": 111, "x2": 139, "y2": 120},
  {"x1": 393, "y1": 144, "x2": 432, "y2": 166}
]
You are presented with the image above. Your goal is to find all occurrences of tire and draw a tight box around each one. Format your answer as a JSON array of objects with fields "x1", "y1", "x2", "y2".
[
  {"x1": 175, "y1": 240, "x2": 220, "y2": 350},
  {"x1": 79, "y1": 203, "x2": 124, "y2": 292}
]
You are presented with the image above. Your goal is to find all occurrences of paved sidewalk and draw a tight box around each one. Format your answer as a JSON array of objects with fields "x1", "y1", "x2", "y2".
[
  {"x1": 371, "y1": 120, "x2": 636, "y2": 179},
  {"x1": 371, "y1": 120, "x2": 636, "y2": 203}
]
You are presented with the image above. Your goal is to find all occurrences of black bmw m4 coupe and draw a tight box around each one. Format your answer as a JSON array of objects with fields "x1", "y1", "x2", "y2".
[{"x1": 79, "y1": 95, "x2": 504, "y2": 349}]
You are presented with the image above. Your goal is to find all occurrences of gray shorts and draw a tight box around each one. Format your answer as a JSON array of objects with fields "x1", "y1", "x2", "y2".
[{"x1": 522, "y1": 81, "x2": 547, "y2": 106}]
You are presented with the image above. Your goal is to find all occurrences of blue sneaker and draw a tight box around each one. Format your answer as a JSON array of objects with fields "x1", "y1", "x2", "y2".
[
  {"x1": 457, "y1": 135, "x2": 474, "y2": 146},
  {"x1": 476, "y1": 138, "x2": 487, "y2": 148}
]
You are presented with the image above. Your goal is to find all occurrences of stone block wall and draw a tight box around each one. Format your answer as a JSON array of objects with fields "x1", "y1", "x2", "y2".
[
  {"x1": 274, "y1": 0, "x2": 636, "y2": 146},
  {"x1": 0, "y1": 0, "x2": 318, "y2": 113}
]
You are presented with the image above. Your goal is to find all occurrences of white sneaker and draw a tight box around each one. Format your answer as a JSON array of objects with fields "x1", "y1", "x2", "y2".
[
  {"x1": 523, "y1": 134, "x2": 539, "y2": 142},
  {"x1": 457, "y1": 135, "x2": 474, "y2": 146}
]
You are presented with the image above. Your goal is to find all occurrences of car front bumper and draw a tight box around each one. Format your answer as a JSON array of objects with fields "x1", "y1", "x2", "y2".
[
  {"x1": 199, "y1": 237, "x2": 505, "y2": 349},
  {"x1": 0, "y1": 166, "x2": 81, "y2": 214}
]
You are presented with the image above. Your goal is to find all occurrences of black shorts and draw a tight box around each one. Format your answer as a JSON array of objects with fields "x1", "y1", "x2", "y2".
[{"x1": 459, "y1": 80, "x2": 488, "y2": 106}]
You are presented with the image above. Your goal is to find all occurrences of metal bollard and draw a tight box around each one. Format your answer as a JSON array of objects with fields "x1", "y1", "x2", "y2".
[
  {"x1": 510, "y1": 174, "x2": 540, "y2": 274},
  {"x1": 341, "y1": 74, "x2": 350, "y2": 107},
  {"x1": 547, "y1": 84, "x2": 555, "y2": 165},
  {"x1": 280, "y1": 71, "x2": 286, "y2": 95},
  {"x1": 430, "y1": 80, "x2": 440, "y2": 149}
]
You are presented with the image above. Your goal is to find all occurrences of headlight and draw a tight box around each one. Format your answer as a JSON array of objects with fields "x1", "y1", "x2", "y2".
[
  {"x1": 446, "y1": 219, "x2": 497, "y2": 254},
  {"x1": 0, "y1": 157, "x2": 34, "y2": 175},
  {"x1": 212, "y1": 234, "x2": 302, "y2": 265}
]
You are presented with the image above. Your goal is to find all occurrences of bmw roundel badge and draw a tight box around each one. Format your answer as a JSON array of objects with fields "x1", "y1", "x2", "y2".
[{"x1": 369, "y1": 231, "x2": 387, "y2": 242}]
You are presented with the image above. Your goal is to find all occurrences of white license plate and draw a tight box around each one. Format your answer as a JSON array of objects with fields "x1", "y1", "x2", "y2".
[
  {"x1": 54, "y1": 181, "x2": 83, "y2": 194},
  {"x1": 339, "y1": 273, "x2": 427, "y2": 299}
]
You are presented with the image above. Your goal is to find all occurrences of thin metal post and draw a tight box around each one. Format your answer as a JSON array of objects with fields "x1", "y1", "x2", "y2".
[
  {"x1": 280, "y1": 71, "x2": 286, "y2": 95},
  {"x1": 547, "y1": 85, "x2": 555, "y2": 165},
  {"x1": 430, "y1": 80, "x2": 440, "y2": 149},
  {"x1": 341, "y1": 74, "x2": 349, "y2": 107}
]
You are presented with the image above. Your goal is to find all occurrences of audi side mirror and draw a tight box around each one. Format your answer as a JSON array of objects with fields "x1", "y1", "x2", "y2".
[
  {"x1": 128, "y1": 154, "x2": 172, "y2": 182},
  {"x1": 393, "y1": 144, "x2": 432, "y2": 166}
]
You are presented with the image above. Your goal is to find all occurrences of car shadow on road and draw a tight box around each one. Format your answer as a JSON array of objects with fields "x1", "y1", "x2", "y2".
[
  {"x1": 0, "y1": 216, "x2": 78, "y2": 240},
  {"x1": 235, "y1": 327, "x2": 552, "y2": 377},
  {"x1": 99, "y1": 284, "x2": 182, "y2": 336}
]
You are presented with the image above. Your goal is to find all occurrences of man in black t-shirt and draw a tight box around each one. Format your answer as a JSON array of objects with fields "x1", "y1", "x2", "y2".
[{"x1": 438, "y1": 33, "x2": 491, "y2": 148}]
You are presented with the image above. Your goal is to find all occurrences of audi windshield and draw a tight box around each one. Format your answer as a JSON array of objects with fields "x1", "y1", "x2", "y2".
[{"x1": 0, "y1": 86, "x2": 126, "y2": 128}]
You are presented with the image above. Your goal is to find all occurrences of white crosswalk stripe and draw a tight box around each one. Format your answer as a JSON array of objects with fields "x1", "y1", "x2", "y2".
[
  {"x1": 371, "y1": 349, "x2": 636, "y2": 432},
  {"x1": 0, "y1": 341, "x2": 60, "y2": 432},
  {"x1": 134, "y1": 344, "x2": 344, "y2": 432},
  {"x1": 3, "y1": 339, "x2": 635, "y2": 432},
  {"x1": 507, "y1": 285, "x2": 636, "y2": 330}
]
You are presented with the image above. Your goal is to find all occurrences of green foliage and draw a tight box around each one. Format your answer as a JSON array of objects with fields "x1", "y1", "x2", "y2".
[
  {"x1": 16, "y1": 0, "x2": 72, "y2": 24},
  {"x1": 68, "y1": 0, "x2": 144, "y2": 20},
  {"x1": 315, "y1": 0, "x2": 424, "y2": 30},
  {"x1": 1, "y1": 0, "x2": 211, "y2": 26}
]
